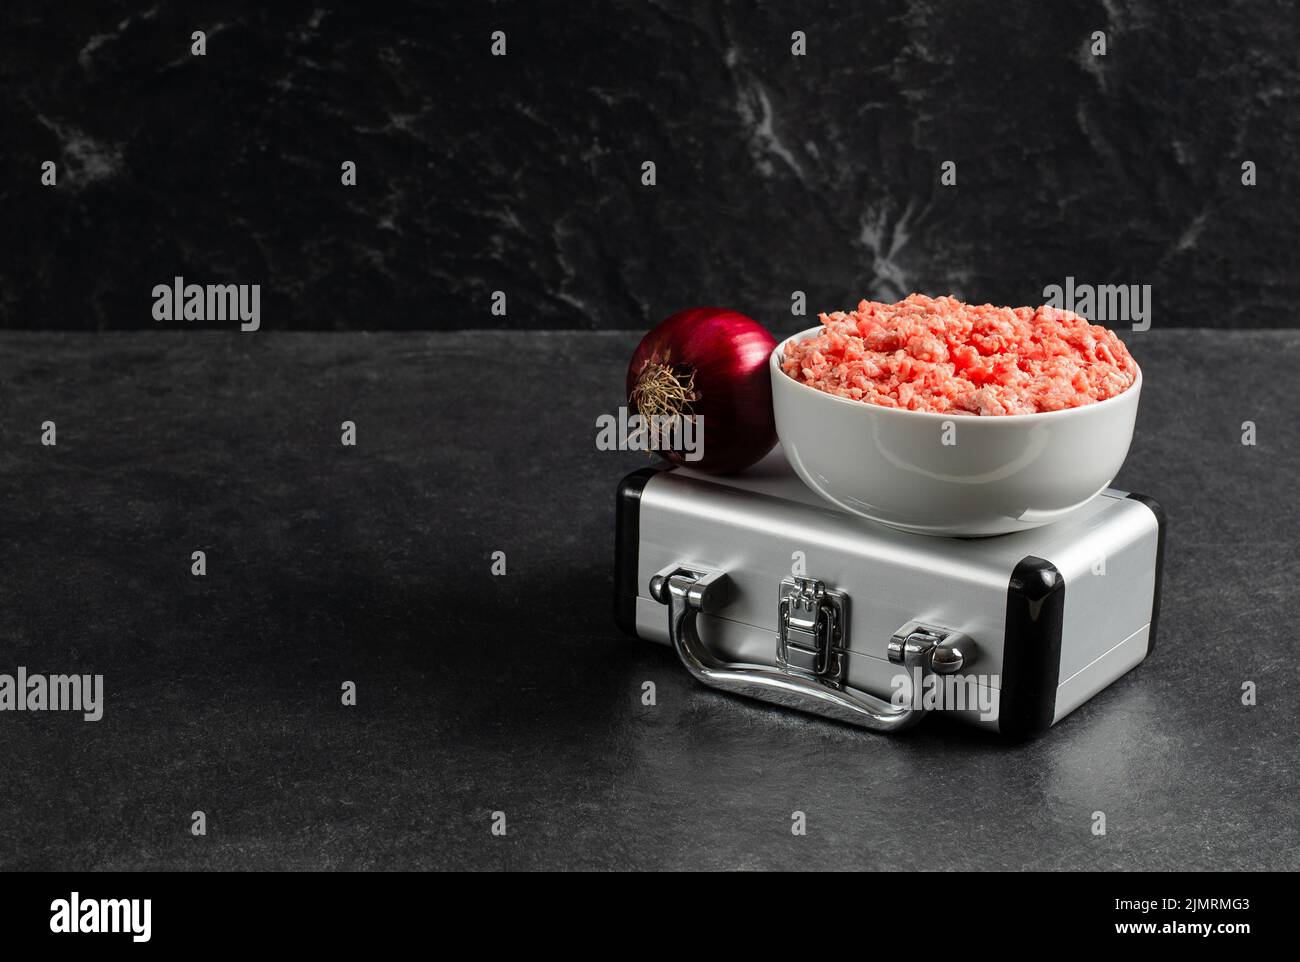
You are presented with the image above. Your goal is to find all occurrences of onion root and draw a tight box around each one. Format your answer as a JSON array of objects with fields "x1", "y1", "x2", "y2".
[{"x1": 629, "y1": 356, "x2": 698, "y2": 450}]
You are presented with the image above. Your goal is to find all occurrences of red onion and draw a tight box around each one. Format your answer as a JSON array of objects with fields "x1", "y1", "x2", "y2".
[{"x1": 626, "y1": 307, "x2": 777, "y2": 474}]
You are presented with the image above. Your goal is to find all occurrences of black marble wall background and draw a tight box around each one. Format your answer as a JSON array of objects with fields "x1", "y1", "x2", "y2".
[{"x1": 1, "y1": 0, "x2": 1296, "y2": 331}]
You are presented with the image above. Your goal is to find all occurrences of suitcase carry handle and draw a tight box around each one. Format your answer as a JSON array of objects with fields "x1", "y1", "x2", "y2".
[{"x1": 650, "y1": 566, "x2": 946, "y2": 733}]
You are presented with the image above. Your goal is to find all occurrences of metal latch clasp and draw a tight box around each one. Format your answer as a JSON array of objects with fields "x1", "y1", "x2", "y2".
[{"x1": 778, "y1": 577, "x2": 849, "y2": 685}]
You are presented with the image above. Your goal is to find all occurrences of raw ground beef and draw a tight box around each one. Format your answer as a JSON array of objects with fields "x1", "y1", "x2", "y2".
[{"x1": 782, "y1": 294, "x2": 1138, "y2": 415}]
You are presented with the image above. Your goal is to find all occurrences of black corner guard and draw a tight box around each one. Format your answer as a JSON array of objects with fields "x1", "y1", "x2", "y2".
[
  {"x1": 614, "y1": 467, "x2": 663, "y2": 637},
  {"x1": 1000, "y1": 556, "x2": 1066, "y2": 739},
  {"x1": 1123, "y1": 493, "x2": 1166, "y2": 657}
]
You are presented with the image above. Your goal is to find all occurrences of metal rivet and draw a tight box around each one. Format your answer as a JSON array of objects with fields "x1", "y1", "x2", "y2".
[{"x1": 930, "y1": 644, "x2": 965, "y2": 674}]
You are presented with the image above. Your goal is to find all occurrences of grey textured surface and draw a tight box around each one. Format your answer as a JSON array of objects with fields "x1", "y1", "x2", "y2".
[
  {"x1": 2, "y1": 1, "x2": 1297, "y2": 330},
  {"x1": 0, "y1": 329, "x2": 1296, "y2": 871}
]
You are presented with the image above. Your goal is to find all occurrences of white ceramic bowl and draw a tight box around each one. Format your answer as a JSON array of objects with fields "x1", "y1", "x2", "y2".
[{"x1": 771, "y1": 327, "x2": 1142, "y2": 536}]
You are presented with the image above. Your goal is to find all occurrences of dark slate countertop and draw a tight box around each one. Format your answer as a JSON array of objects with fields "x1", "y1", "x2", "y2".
[{"x1": 1, "y1": 329, "x2": 1296, "y2": 871}]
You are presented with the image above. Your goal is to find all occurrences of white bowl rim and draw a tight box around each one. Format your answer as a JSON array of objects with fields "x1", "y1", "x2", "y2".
[{"x1": 771, "y1": 325, "x2": 1142, "y2": 424}]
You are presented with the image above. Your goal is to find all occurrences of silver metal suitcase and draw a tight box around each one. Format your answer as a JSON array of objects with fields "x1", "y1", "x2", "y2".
[{"x1": 614, "y1": 451, "x2": 1164, "y2": 736}]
